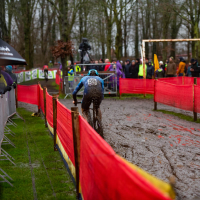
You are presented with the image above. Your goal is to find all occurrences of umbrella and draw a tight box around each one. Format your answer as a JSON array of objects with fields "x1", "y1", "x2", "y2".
[{"x1": 0, "y1": 39, "x2": 27, "y2": 65}]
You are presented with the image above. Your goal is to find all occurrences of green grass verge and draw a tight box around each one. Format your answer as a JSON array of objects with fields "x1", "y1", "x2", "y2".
[
  {"x1": 154, "y1": 109, "x2": 200, "y2": 123},
  {"x1": 105, "y1": 93, "x2": 153, "y2": 100},
  {"x1": 19, "y1": 79, "x2": 41, "y2": 85},
  {"x1": 0, "y1": 108, "x2": 76, "y2": 200}
]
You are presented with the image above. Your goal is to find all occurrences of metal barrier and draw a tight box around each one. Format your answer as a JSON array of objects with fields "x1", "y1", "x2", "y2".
[
  {"x1": 64, "y1": 71, "x2": 117, "y2": 98},
  {"x1": 0, "y1": 88, "x2": 17, "y2": 186}
]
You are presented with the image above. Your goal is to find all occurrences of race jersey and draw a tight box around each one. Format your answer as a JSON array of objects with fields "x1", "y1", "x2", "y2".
[
  {"x1": 43, "y1": 65, "x2": 48, "y2": 70},
  {"x1": 72, "y1": 76, "x2": 104, "y2": 99}
]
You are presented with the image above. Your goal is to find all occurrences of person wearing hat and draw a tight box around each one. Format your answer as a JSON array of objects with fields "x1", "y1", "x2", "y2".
[
  {"x1": 147, "y1": 61, "x2": 154, "y2": 79},
  {"x1": 124, "y1": 59, "x2": 131, "y2": 78},
  {"x1": 129, "y1": 60, "x2": 139, "y2": 78},
  {"x1": 190, "y1": 58, "x2": 200, "y2": 77},
  {"x1": 155, "y1": 63, "x2": 164, "y2": 78},
  {"x1": 166, "y1": 57, "x2": 176, "y2": 77},
  {"x1": 48, "y1": 61, "x2": 53, "y2": 68},
  {"x1": 5, "y1": 65, "x2": 17, "y2": 85},
  {"x1": 177, "y1": 57, "x2": 186, "y2": 77},
  {"x1": 72, "y1": 69, "x2": 104, "y2": 134}
]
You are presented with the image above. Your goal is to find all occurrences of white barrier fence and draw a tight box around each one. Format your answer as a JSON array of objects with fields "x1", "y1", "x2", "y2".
[{"x1": 0, "y1": 88, "x2": 17, "y2": 186}]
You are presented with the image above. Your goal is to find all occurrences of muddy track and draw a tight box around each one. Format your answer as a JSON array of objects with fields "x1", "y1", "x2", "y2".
[{"x1": 19, "y1": 97, "x2": 200, "y2": 200}]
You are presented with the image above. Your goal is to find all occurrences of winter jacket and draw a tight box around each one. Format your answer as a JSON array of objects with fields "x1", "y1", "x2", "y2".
[
  {"x1": 5, "y1": 70, "x2": 17, "y2": 83},
  {"x1": 138, "y1": 64, "x2": 147, "y2": 77},
  {"x1": 129, "y1": 64, "x2": 139, "y2": 78},
  {"x1": 156, "y1": 68, "x2": 164, "y2": 78},
  {"x1": 166, "y1": 61, "x2": 176, "y2": 75},
  {"x1": 191, "y1": 61, "x2": 200, "y2": 77},
  {"x1": 124, "y1": 60, "x2": 131, "y2": 78},
  {"x1": 1, "y1": 70, "x2": 13, "y2": 86},
  {"x1": 147, "y1": 64, "x2": 154, "y2": 78},
  {"x1": 177, "y1": 61, "x2": 186, "y2": 74},
  {"x1": 104, "y1": 62, "x2": 111, "y2": 71}
]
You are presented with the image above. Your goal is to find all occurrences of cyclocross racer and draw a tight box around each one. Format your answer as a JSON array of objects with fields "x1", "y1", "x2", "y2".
[
  {"x1": 72, "y1": 69, "x2": 104, "y2": 126},
  {"x1": 43, "y1": 65, "x2": 49, "y2": 81}
]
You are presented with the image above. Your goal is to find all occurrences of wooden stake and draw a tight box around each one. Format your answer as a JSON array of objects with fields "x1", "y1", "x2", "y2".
[
  {"x1": 71, "y1": 107, "x2": 80, "y2": 199},
  {"x1": 37, "y1": 82, "x2": 40, "y2": 113},
  {"x1": 53, "y1": 94, "x2": 58, "y2": 151},
  {"x1": 194, "y1": 78, "x2": 197, "y2": 121},
  {"x1": 154, "y1": 79, "x2": 157, "y2": 110},
  {"x1": 43, "y1": 87, "x2": 47, "y2": 127}
]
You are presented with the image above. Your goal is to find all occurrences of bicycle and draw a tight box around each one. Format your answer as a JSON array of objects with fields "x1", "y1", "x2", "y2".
[{"x1": 75, "y1": 100, "x2": 104, "y2": 138}]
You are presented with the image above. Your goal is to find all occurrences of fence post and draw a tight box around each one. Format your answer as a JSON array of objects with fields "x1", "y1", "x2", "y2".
[
  {"x1": 43, "y1": 87, "x2": 47, "y2": 127},
  {"x1": 37, "y1": 82, "x2": 40, "y2": 113},
  {"x1": 154, "y1": 79, "x2": 157, "y2": 110},
  {"x1": 15, "y1": 86, "x2": 18, "y2": 108},
  {"x1": 71, "y1": 107, "x2": 80, "y2": 200},
  {"x1": 53, "y1": 94, "x2": 58, "y2": 151},
  {"x1": 194, "y1": 78, "x2": 197, "y2": 121}
]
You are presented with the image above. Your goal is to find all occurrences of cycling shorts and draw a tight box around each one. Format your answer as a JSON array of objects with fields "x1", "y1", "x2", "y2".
[{"x1": 81, "y1": 82, "x2": 103, "y2": 110}]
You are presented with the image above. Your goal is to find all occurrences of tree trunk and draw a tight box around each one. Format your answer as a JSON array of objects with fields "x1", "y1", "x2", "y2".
[{"x1": 135, "y1": 0, "x2": 139, "y2": 59}]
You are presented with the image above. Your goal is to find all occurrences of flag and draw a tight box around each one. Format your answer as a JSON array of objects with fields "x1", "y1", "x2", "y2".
[{"x1": 154, "y1": 54, "x2": 159, "y2": 72}]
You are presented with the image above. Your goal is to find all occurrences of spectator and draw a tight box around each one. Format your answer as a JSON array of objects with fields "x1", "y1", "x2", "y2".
[
  {"x1": 138, "y1": 60, "x2": 147, "y2": 79},
  {"x1": 120, "y1": 60, "x2": 125, "y2": 72},
  {"x1": 124, "y1": 59, "x2": 131, "y2": 78},
  {"x1": 147, "y1": 61, "x2": 154, "y2": 79},
  {"x1": 74, "y1": 63, "x2": 81, "y2": 72},
  {"x1": 186, "y1": 62, "x2": 192, "y2": 77},
  {"x1": 1, "y1": 69, "x2": 13, "y2": 86},
  {"x1": 108, "y1": 63, "x2": 121, "y2": 87},
  {"x1": 104, "y1": 58, "x2": 111, "y2": 71},
  {"x1": 99, "y1": 59, "x2": 105, "y2": 71},
  {"x1": 94, "y1": 60, "x2": 99, "y2": 71},
  {"x1": 177, "y1": 57, "x2": 186, "y2": 77},
  {"x1": 116, "y1": 60, "x2": 125, "y2": 78},
  {"x1": 190, "y1": 58, "x2": 200, "y2": 77},
  {"x1": 129, "y1": 60, "x2": 139, "y2": 78},
  {"x1": 159, "y1": 61, "x2": 166, "y2": 76},
  {"x1": 166, "y1": 57, "x2": 176, "y2": 77},
  {"x1": 48, "y1": 61, "x2": 53, "y2": 68},
  {"x1": 155, "y1": 65, "x2": 164, "y2": 78},
  {"x1": 5, "y1": 65, "x2": 17, "y2": 85}
]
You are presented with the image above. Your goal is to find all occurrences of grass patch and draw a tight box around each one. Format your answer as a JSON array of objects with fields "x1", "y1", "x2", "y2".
[
  {"x1": 155, "y1": 109, "x2": 200, "y2": 123},
  {"x1": 19, "y1": 79, "x2": 41, "y2": 85},
  {"x1": 104, "y1": 93, "x2": 153, "y2": 100},
  {"x1": 0, "y1": 108, "x2": 76, "y2": 200}
]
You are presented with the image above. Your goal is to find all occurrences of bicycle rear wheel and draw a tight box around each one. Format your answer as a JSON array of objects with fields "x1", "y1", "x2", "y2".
[{"x1": 93, "y1": 104, "x2": 104, "y2": 139}]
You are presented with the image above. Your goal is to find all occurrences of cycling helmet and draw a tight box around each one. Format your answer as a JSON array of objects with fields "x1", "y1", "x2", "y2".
[
  {"x1": 6, "y1": 65, "x2": 12, "y2": 72},
  {"x1": 87, "y1": 69, "x2": 99, "y2": 76}
]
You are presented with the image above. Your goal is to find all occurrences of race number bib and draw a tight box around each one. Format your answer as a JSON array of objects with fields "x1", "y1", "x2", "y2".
[{"x1": 88, "y1": 78, "x2": 97, "y2": 86}]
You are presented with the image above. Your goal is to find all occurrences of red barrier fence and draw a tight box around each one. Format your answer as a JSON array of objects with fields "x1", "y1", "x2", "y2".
[
  {"x1": 16, "y1": 83, "x2": 176, "y2": 200},
  {"x1": 56, "y1": 73, "x2": 60, "y2": 85},
  {"x1": 119, "y1": 78, "x2": 154, "y2": 95},
  {"x1": 57, "y1": 101, "x2": 75, "y2": 166},
  {"x1": 194, "y1": 85, "x2": 200, "y2": 113},
  {"x1": 39, "y1": 86, "x2": 44, "y2": 113},
  {"x1": 46, "y1": 91, "x2": 53, "y2": 128},
  {"x1": 17, "y1": 84, "x2": 39, "y2": 106},
  {"x1": 155, "y1": 81, "x2": 193, "y2": 112}
]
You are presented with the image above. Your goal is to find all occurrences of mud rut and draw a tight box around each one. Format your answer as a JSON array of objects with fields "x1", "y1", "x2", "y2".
[{"x1": 19, "y1": 97, "x2": 200, "y2": 200}]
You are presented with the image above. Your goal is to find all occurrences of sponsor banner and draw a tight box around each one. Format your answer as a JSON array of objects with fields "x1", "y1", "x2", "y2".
[{"x1": 15, "y1": 69, "x2": 57, "y2": 83}]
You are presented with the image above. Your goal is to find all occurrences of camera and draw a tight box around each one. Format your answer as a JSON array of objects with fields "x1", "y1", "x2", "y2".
[{"x1": 79, "y1": 38, "x2": 91, "y2": 52}]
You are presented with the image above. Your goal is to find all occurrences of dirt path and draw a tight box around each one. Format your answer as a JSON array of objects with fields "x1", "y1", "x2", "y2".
[{"x1": 59, "y1": 98, "x2": 200, "y2": 200}]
